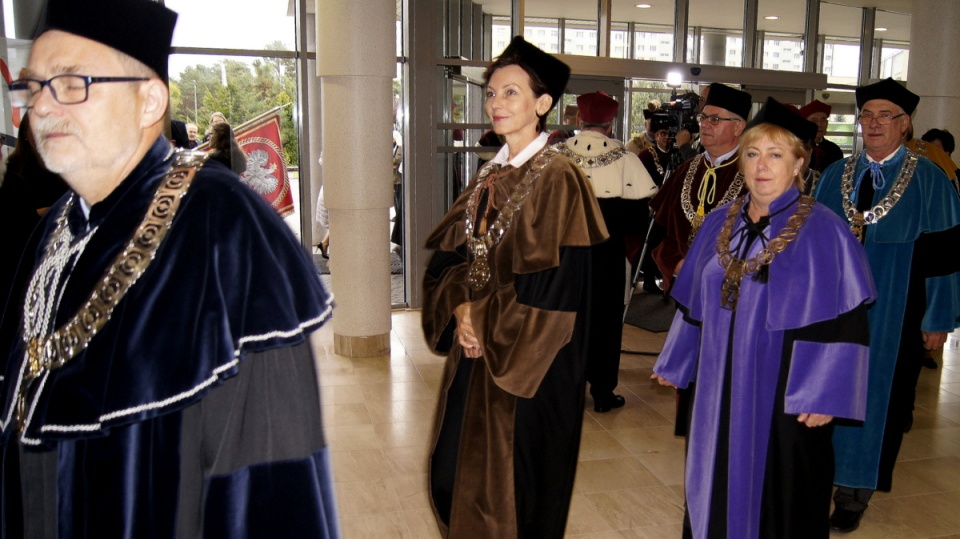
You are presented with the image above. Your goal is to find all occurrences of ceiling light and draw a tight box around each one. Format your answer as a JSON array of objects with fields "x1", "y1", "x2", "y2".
[
  {"x1": 764, "y1": 15, "x2": 780, "y2": 20},
  {"x1": 875, "y1": 27, "x2": 888, "y2": 31},
  {"x1": 635, "y1": 3, "x2": 652, "y2": 8}
]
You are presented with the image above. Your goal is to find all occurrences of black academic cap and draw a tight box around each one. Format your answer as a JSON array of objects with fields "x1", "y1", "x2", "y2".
[
  {"x1": 747, "y1": 97, "x2": 818, "y2": 143},
  {"x1": 704, "y1": 82, "x2": 753, "y2": 121},
  {"x1": 855, "y1": 77, "x2": 920, "y2": 115},
  {"x1": 497, "y1": 36, "x2": 571, "y2": 113},
  {"x1": 38, "y1": 0, "x2": 178, "y2": 81}
]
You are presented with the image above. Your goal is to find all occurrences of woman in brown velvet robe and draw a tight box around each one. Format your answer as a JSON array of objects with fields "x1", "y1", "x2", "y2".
[{"x1": 422, "y1": 37, "x2": 608, "y2": 538}]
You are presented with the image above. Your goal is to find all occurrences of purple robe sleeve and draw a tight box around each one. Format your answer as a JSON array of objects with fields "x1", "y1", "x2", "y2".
[{"x1": 653, "y1": 309, "x2": 700, "y2": 389}]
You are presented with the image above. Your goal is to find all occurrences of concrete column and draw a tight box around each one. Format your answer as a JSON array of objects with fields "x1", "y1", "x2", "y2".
[
  {"x1": 316, "y1": 0, "x2": 395, "y2": 357},
  {"x1": 701, "y1": 32, "x2": 727, "y2": 66},
  {"x1": 907, "y1": 0, "x2": 960, "y2": 148}
]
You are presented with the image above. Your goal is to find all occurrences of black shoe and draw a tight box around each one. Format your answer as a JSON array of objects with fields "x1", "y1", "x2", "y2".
[
  {"x1": 923, "y1": 356, "x2": 938, "y2": 369},
  {"x1": 904, "y1": 413, "x2": 914, "y2": 433},
  {"x1": 593, "y1": 394, "x2": 625, "y2": 413},
  {"x1": 829, "y1": 507, "x2": 864, "y2": 533}
]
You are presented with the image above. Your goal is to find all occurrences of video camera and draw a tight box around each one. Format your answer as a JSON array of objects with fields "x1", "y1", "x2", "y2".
[{"x1": 657, "y1": 90, "x2": 701, "y2": 138}]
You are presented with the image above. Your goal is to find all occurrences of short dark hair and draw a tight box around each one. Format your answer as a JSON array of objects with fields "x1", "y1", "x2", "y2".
[
  {"x1": 921, "y1": 128, "x2": 955, "y2": 155},
  {"x1": 483, "y1": 53, "x2": 551, "y2": 133}
]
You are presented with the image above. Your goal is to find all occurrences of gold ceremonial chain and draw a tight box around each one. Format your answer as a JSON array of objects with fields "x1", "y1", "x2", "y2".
[
  {"x1": 839, "y1": 151, "x2": 918, "y2": 241},
  {"x1": 716, "y1": 195, "x2": 814, "y2": 311},
  {"x1": 650, "y1": 147, "x2": 664, "y2": 176},
  {"x1": 555, "y1": 142, "x2": 628, "y2": 168},
  {"x1": 805, "y1": 169, "x2": 821, "y2": 194},
  {"x1": 680, "y1": 154, "x2": 745, "y2": 246},
  {"x1": 16, "y1": 150, "x2": 208, "y2": 432},
  {"x1": 464, "y1": 146, "x2": 559, "y2": 291}
]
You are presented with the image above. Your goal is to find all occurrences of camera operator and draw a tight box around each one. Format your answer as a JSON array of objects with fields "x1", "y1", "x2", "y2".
[{"x1": 638, "y1": 114, "x2": 681, "y2": 186}]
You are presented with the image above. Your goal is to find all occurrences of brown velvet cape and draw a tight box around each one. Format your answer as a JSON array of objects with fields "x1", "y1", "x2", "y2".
[
  {"x1": 648, "y1": 154, "x2": 744, "y2": 290},
  {"x1": 422, "y1": 147, "x2": 607, "y2": 538}
]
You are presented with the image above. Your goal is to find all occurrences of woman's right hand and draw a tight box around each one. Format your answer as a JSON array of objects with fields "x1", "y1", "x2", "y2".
[
  {"x1": 650, "y1": 373, "x2": 677, "y2": 388},
  {"x1": 454, "y1": 302, "x2": 482, "y2": 358}
]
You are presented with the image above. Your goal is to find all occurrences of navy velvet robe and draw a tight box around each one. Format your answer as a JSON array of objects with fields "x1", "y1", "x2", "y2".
[{"x1": 0, "y1": 137, "x2": 339, "y2": 538}]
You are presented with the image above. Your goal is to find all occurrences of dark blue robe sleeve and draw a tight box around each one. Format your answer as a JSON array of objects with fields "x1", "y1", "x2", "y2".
[{"x1": 177, "y1": 340, "x2": 339, "y2": 538}]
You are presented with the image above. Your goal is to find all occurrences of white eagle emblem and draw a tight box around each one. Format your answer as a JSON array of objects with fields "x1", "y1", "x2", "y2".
[{"x1": 240, "y1": 149, "x2": 279, "y2": 194}]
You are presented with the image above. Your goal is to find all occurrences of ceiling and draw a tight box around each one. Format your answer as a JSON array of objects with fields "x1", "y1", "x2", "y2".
[{"x1": 473, "y1": 0, "x2": 912, "y2": 42}]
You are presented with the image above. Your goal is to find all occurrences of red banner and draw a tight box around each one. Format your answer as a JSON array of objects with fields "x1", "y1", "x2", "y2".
[{"x1": 233, "y1": 109, "x2": 294, "y2": 218}]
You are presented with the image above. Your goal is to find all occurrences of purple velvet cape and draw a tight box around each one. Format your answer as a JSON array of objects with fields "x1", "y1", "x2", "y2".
[
  {"x1": 815, "y1": 146, "x2": 960, "y2": 489},
  {"x1": 654, "y1": 187, "x2": 876, "y2": 538},
  {"x1": 0, "y1": 137, "x2": 338, "y2": 537}
]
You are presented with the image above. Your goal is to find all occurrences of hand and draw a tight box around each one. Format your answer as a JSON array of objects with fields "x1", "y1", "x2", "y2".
[
  {"x1": 650, "y1": 373, "x2": 677, "y2": 388},
  {"x1": 454, "y1": 303, "x2": 482, "y2": 358},
  {"x1": 674, "y1": 258, "x2": 685, "y2": 276},
  {"x1": 797, "y1": 413, "x2": 833, "y2": 427},
  {"x1": 922, "y1": 331, "x2": 948, "y2": 351},
  {"x1": 674, "y1": 129, "x2": 691, "y2": 147}
]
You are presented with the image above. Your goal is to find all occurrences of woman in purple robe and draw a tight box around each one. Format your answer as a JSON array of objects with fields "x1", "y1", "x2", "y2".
[{"x1": 652, "y1": 97, "x2": 876, "y2": 538}]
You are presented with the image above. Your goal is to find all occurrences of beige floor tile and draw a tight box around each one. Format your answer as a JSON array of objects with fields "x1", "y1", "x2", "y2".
[
  {"x1": 326, "y1": 424, "x2": 382, "y2": 451},
  {"x1": 586, "y1": 401, "x2": 672, "y2": 430},
  {"x1": 359, "y1": 380, "x2": 437, "y2": 403},
  {"x1": 609, "y1": 426, "x2": 685, "y2": 455},
  {"x1": 382, "y1": 444, "x2": 430, "y2": 476},
  {"x1": 617, "y1": 524, "x2": 686, "y2": 538},
  {"x1": 635, "y1": 450, "x2": 686, "y2": 487},
  {"x1": 564, "y1": 492, "x2": 616, "y2": 535},
  {"x1": 324, "y1": 402, "x2": 374, "y2": 427},
  {"x1": 578, "y1": 430, "x2": 633, "y2": 461},
  {"x1": 334, "y1": 477, "x2": 404, "y2": 517},
  {"x1": 870, "y1": 490, "x2": 960, "y2": 537},
  {"x1": 373, "y1": 420, "x2": 435, "y2": 449},
  {"x1": 338, "y1": 511, "x2": 412, "y2": 538},
  {"x1": 574, "y1": 457, "x2": 663, "y2": 493},
  {"x1": 320, "y1": 383, "x2": 367, "y2": 406},
  {"x1": 401, "y1": 509, "x2": 444, "y2": 539},
  {"x1": 583, "y1": 485, "x2": 685, "y2": 531},
  {"x1": 385, "y1": 474, "x2": 433, "y2": 511},
  {"x1": 365, "y1": 399, "x2": 437, "y2": 425},
  {"x1": 330, "y1": 449, "x2": 391, "y2": 482}
]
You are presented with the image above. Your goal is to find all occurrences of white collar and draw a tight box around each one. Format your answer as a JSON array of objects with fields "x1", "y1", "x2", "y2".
[
  {"x1": 491, "y1": 132, "x2": 549, "y2": 168},
  {"x1": 865, "y1": 145, "x2": 902, "y2": 165},
  {"x1": 705, "y1": 145, "x2": 740, "y2": 167}
]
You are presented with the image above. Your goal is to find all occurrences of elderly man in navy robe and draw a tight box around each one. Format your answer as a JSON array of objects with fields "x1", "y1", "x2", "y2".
[
  {"x1": 0, "y1": 0, "x2": 339, "y2": 536},
  {"x1": 814, "y1": 78, "x2": 960, "y2": 533}
]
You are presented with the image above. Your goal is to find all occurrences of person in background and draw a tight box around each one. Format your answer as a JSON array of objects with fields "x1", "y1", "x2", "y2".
[
  {"x1": 203, "y1": 110, "x2": 227, "y2": 142},
  {"x1": 653, "y1": 97, "x2": 875, "y2": 539},
  {"x1": 207, "y1": 121, "x2": 247, "y2": 176},
  {"x1": 626, "y1": 99, "x2": 662, "y2": 155},
  {"x1": 814, "y1": 77, "x2": 960, "y2": 534},
  {"x1": 905, "y1": 123, "x2": 959, "y2": 188},
  {"x1": 546, "y1": 103, "x2": 579, "y2": 145},
  {"x1": 648, "y1": 82, "x2": 752, "y2": 292},
  {"x1": 798, "y1": 99, "x2": 844, "y2": 173},
  {"x1": 921, "y1": 128, "x2": 959, "y2": 193},
  {"x1": 186, "y1": 122, "x2": 199, "y2": 148},
  {"x1": 422, "y1": 36, "x2": 606, "y2": 538},
  {"x1": 0, "y1": 0, "x2": 339, "y2": 536},
  {"x1": 556, "y1": 90, "x2": 658, "y2": 412}
]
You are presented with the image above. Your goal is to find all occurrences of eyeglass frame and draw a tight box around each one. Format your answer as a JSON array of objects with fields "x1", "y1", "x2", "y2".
[
  {"x1": 697, "y1": 113, "x2": 743, "y2": 126},
  {"x1": 857, "y1": 112, "x2": 906, "y2": 126},
  {"x1": 7, "y1": 75, "x2": 150, "y2": 108}
]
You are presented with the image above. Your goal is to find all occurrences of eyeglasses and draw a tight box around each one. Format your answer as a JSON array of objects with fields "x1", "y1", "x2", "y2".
[
  {"x1": 7, "y1": 75, "x2": 149, "y2": 108},
  {"x1": 857, "y1": 112, "x2": 906, "y2": 126},
  {"x1": 697, "y1": 114, "x2": 742, "y2": 126}
]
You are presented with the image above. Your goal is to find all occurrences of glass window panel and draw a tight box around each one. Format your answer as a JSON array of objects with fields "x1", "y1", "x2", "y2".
[
  {"x1": 762, "y1": 34, "x2": 803, "y2": 72},
  {"x1": 166, "y1": 0, "x2": 295, "y2": 51},
  {"x1": 491, "y1": 16, "x2": 511, "y2": 58},
  {"x1": 877, "y1": 10, "x2": 910, "y2": 82},
  {"x1": 611, "y1": 22, "x2": 629, "y2": 59},
  {"x1": 612, "y1": 2, "x2": 675, "y2": 61},
  {"x1": 690, "y1": 0, "x2": 744, "y2": 66},
  {"x1": 524, "y1": 18, "x2": 560, "y2": 54},
  {"x1": 820, "y1": 2, "x2": 863, "y2": 85},
  {"x1": 564, "y1": 20, "x2": 597, "y2": 56}
]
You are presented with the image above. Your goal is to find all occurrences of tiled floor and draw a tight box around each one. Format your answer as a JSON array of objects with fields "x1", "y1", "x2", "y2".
[{"x1": 314, "y1": 310, "x2": 960, "y2": 538}]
